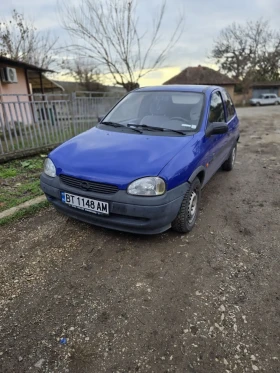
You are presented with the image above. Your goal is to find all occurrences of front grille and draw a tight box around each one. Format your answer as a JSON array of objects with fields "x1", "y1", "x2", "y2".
[{"x1": 60, "y1": 174, "x2": 119, "y2": 194}]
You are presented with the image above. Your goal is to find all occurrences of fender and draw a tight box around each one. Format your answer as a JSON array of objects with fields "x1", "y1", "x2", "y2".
[{"x1": 188, "y1": 165, "x2": 206, "y2": 184}]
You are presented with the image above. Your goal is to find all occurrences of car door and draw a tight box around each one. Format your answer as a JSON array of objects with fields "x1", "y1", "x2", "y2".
[
  {"x1": 270, "y1": 94, "x2": 276, "y2": 104},
  {"x1": 222, "y1": 89, "x2": 239, "y2": 154},
  {"x1": 267, "y1": 95, "x2": 272, "y2": 105},
  {"x1": 263, "y1": 95, "x2": 270, "y2": 105},
  {"x1": 203, "y1": 90, "x2": 228, "y2": 183}
]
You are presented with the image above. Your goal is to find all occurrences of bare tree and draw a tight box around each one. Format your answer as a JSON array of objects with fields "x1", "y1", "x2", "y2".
[
  {"x1": 0, "y1": 9, "x2": 58, "y2": 69},
  {"x1": 211, "y1": 19, "x2": 280, "y2": 83},
  {"x1": 59, "y1": 0, "x2": 184, "y2": 91},
  {"x1": 61, "y1": 58, "x2": 107, "y2": 91}
]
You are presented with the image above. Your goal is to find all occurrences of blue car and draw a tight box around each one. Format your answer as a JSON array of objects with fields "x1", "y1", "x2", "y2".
[{"x1": 40, "y1": 85, "x2": 239, "y2": 234}]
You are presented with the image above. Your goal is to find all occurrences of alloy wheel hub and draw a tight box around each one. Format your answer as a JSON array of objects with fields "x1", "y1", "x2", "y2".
[
  {"x1": 232, "y1": 147, "x2": 236, "y2": 165},
  {"x1": 188, "y1": 191, "x2": 197, "y2": 224}
]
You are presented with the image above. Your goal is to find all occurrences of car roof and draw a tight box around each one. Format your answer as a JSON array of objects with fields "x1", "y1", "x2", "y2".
[{"x1": 134, "y1": 85, "x2": 222, "y2": 93}]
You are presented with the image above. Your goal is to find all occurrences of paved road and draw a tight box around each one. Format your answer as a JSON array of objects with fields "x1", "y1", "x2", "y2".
[{"x1": 0, "y1": 106, "x2": 280, "y2": 373}]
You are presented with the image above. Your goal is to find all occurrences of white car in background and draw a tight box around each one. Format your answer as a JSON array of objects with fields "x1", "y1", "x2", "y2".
[{"x1": 250, "y1": 93, "x2": 280, "y2": 106}]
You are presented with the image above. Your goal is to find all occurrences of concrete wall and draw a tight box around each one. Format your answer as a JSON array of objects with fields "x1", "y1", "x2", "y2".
[
  {"x1": 223, "y1": 85, "x2": 253, "y2": 106},
  {"x1": 222, "y1": 85, "x2": 235, "y2": 100},
  {"x1": 220, "y1": 84, "x2": 247, "y2": 106},
  {"x1": 233, "y1": 91, "x2": 251, "y2": 106}
]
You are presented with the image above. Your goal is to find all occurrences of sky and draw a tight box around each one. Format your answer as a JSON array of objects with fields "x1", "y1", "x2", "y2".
[{"x1": 1, "y1": 0, "x2": 280, "y2": 86}]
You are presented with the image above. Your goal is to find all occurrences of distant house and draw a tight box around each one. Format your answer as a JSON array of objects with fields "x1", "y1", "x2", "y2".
[
  {"x1": 52, "y1": 80, "x2": 103, "y2": 94},
  {"x1": 106, "y1": 85, "x2": 126, "y2": 96},
  {"x1": 0, "y1": 56, "x2": 63, "y2": 96},
  {"x1": 163, "y1": 65, "x2": 237, "y2": 100},
  {"x1": 250, "y1": 81, "x2": 280, "y2": 98},
  {"x1": 53, "y1": 80, "x2": 126, "y2": 97},
  {"x1": 0, "y1": 56, "x2": 63, "y2": 128}
]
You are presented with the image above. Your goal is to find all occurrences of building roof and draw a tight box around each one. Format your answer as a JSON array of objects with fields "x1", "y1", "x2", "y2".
[
  {"x1": 52, "y1": 80, "x2": 84, "y2": 92},
  {"x1": 163, "y1": 65, "x2": 236, "y2": 86},
  {"x1": 0, "y1": 56, "x2": 53, "y2": 73},
  {"x1": 28, "y1": 71, "x2": 64, "y2": 92},
  {"x1": 53, "y1": 80, "x2": 105, "y2": 93},
  {"x1": 53, "y1": 80, "x2": 126, "y2": 96},
  {"x1": 250, "y1": 81, "x2": 280, "y2": 88}
]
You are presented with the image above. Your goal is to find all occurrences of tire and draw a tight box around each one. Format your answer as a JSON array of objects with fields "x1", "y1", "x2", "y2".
[
  {"x1": 256, "y1": 102, "x2": 261, "y2": 106},
  {"x1": 222, "y1": 144, "x2": 237, "y2": 171},
  {"x1": 275, "y1": 101, "x2": 279, "y2": 105},
  {"x1": 172, "y1": 177, "x2": 201, "y2": 233}
]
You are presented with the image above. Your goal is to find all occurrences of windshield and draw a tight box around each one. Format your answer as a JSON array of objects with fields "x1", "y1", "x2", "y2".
[{"x1": 102, "y1": 91, "x2": 204, "y2": 132}]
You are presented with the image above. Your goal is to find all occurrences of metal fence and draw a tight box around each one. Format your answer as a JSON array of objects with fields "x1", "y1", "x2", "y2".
[{"x1": 0, "y1": 92, "x2": 122, "y2": 156}]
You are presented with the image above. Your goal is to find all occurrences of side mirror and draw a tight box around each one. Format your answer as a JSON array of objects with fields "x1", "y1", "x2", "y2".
[
  {"x1": 98, "y1": 115, "x2": 105, "y2": 123},
  {"x1": 206, "y1": 122, "x2": 228, "y2": 137}
]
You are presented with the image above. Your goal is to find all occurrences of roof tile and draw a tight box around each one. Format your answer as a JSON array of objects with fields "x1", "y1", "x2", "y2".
[{"x1": 163, "y1": 66, "x2": 236, "y2": 86}]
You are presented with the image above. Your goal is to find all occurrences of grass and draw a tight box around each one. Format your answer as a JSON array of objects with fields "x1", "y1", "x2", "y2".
[
  {"x1": 0, "y1": 200, "x2": 49, "y2": 226},
  {"x1": 0, "y1": 155, "x2": 45, "y2": 212},
  {"x1": 0, "y1": 168, "x2": 17, "y2": 178}
]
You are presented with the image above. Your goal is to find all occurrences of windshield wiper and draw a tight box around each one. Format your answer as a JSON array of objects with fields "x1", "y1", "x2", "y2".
[
  {"x1": 101, "y1": 121, "x2": 124, "y2": 128},
  {"x1": 162, "y1": 128, "x2": 187, "y2": 135},
  {"x1": 127, "y1": 123, "x2": 186, "y2": 135},
  {"x1": 101, "y1": 121, "x2": 142, "y2": 133}
]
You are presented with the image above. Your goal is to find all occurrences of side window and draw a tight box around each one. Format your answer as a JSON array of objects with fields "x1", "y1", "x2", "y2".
[
  {"x1": 209, "y1": 91, "x2": 226, "y2": 123},
  {"x1": 222, "y1": 90, "x2": 235, "y2": 121}
]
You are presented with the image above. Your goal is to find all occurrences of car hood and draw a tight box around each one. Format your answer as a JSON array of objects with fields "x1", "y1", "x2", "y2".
[{"x1": 50, "y1": 127, "x2": 193, "y2": 188}]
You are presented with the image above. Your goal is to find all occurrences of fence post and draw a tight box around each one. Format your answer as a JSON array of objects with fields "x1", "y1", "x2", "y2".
[
  {"x1": 0, "y1": 108, "x2": 8, "y2": 154},
  {"x1": 71, "y1": 92, "x2": 78, "y2": 135},
  {"x1": 96, "y1": 97, "x2": 99, "y2": 119}
]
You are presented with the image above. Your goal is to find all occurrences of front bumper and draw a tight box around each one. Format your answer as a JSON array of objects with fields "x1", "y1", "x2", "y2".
[{"x1": 40, "y1": 173, "x2": 190, "y2": 235}]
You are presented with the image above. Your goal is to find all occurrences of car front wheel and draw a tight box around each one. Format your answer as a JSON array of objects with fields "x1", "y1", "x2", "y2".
[{"x1": 172, "y1": 177, "x2": 201, "y2": 233}]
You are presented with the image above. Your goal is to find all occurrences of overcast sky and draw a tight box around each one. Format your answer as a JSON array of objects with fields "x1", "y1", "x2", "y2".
[{"x1": 1, "y1": 0, "x2": 280, "y2": 85}]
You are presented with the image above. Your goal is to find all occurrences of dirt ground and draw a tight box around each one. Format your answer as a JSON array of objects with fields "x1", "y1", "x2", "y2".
[{"x1": 0, "y1": 106, "x2": 280, "y2": 373}]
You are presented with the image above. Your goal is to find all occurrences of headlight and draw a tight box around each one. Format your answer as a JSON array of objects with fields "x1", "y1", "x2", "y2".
[
  {"x1": 127, "y1": 177, "x2": 166, "y2": 196},
  {"x1": 44, "y1": 158, "x2": 56, "y2": 178}
]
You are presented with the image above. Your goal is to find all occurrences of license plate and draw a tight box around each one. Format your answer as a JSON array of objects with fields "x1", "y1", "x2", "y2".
[{"x1": 61, "y1": 192, "x2": 109, "y2": 215}]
